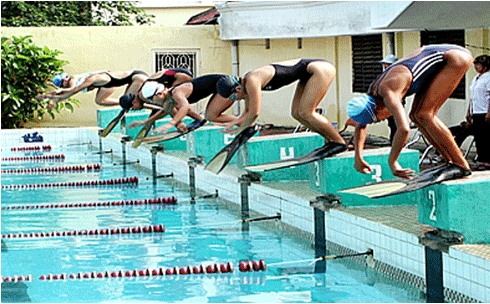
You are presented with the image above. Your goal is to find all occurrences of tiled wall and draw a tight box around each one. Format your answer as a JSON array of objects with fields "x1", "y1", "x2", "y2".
[{"x1": 2, "y1": 127, "x2": 487, "y2": 302}]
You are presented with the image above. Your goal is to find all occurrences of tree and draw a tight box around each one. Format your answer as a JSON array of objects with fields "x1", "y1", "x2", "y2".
[
  {"x1": 1, "y1": 1, "x2": 154, "y2": 27},
  {"x1": 1, "y1": 36, "x2": 79, "y2": 128}
]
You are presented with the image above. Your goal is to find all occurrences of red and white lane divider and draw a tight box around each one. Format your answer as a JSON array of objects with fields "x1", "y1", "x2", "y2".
[
  {"x1": 2, "y1": 224, "x2": 165, "y2": 239},
  {"x1": 2, "y1": 197, "x2": 177, "y2": 211},
  {"x1": 1, "y1": 176, "x2": 139, "y2": 190},
  {"x1": 1, "y1": 164, "x2": 101, "y2": 174},
  {"x1": 1, "y1": 154, "x2": 65, "y2": 162},
  {"x1": 10, "y1": 145, "x2": 52, "y2": 152},
  {"x1": 38, "y1": 260, "x2": 266, "y2": 281},
  {"x1": 1, "y1": 275, "x2": 33, "y2": 283}
]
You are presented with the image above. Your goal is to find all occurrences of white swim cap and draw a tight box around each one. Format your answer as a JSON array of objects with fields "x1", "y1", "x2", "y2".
[{"x1": 141, "y1": 81, "x2": 165, "y2": 99}]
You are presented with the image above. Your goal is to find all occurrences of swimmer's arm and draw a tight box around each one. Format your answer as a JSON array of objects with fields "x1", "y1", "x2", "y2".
[
  {"x1": 353, "y1": 125, "x2": 372, "y2": 174},
  {"x1": 380, "y1": 88, "x2": 413, "y2": 178},
  {"x1": 233, "y1": 79, "x2": 261, "y2": 133}
]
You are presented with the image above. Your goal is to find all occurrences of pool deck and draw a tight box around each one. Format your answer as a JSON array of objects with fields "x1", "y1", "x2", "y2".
[{"x1": 1, "y1": 127, "x2": 489, "y2": 303}]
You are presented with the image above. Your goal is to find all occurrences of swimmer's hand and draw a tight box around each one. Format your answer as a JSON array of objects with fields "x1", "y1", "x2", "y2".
[
  {"x1": 128, "y1": 121, "x2": 145, "y2": 129},
  {"x1": 354, "y1": 158, "x2": 373, "y2": 174}
]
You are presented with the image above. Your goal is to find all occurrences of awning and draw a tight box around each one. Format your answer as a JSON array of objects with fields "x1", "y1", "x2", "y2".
[{"x1": 186, "y1": 7, "x2": 220, "y2": 25}]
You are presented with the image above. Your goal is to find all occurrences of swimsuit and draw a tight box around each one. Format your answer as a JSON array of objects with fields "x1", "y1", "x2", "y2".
[
  {"x1": 149, "y1": 68, "x2": 193, "y2": 87},
  {"x1": 99, "y1": 70, "x2": 147, "y2": 88},
  {"x1": 172, "y1": 74, "x2": 226, "y2": 104},
  {"x1": 262, "y1": 59, "x2": 325, "y2": 91},
  {"x1": 369, "y1": 45, "x2": 470, "y2": 97}
]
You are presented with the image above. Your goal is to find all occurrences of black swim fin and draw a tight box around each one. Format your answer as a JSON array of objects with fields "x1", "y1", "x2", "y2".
[
  {"x1": 245, "y1": 142, "x2": 348, "y2": 172},
  {"x1": 340, "y1": 163, "x2": 471, "y2": 198},
  {"x1": 376, "y1": 163, "x2": 471, "y2": 198},
  {"x1": 205, "y1": 125, "x2": 260, "y2": 174},
  {"x1": 100, "y1": 109, "x2": 127, "y2": 138}
]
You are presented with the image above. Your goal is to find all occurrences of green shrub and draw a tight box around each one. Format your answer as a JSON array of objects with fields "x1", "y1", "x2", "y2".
[{"x1": 1, "y1": 36, "x2": 79, "y2": 128}]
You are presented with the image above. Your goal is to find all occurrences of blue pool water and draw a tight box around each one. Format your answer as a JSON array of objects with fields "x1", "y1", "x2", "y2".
[{"x1": 1, "y1": 142, "x2": 425, "y2": 302}]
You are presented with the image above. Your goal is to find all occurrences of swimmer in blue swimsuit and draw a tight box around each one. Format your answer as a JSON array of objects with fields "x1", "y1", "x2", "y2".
[
  {"x1": 214, "y1": 58, "x2": 346, "y2": 148},
  {"x1": 346, "y1": 44, "x2": 474, "y2": 178},
  {"x1": 39, "y1": 70, "x2": 148, "y2": 108},
  {"x1": 130, "y1": 74, "x2": 235, "y2": 134}
]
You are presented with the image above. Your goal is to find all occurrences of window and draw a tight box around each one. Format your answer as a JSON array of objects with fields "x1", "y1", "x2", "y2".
[
  {"x1": 153, "y1": 51, "x2": 198, "y2": 75},
  {"x1": 420, "y1": 30, "x2": 466, "y2": 99},
  {"x1": 351, "y1": 34, "x2": 383, "y2": 93}
]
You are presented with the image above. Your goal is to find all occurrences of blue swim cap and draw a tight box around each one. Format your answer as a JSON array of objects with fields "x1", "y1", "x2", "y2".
[
  {"x1": 346, "y1": 95, "x2": 377, "y2": 126},
  {"x1": 53, "y1": 73, "x2": 67, "y2": 87}
]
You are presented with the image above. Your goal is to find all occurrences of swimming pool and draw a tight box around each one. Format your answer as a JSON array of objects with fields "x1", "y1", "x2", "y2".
[{"x1": 1, "y1": 130, "x2": 426, "y2": 302}]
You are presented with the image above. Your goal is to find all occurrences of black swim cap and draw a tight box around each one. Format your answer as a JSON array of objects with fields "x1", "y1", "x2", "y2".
[
  {"x1": 216, "y1": 76, "x2": 240, "y2": 98},
  {"x1": 119, "y1": 93, "x2": 135, "y2": 110}
]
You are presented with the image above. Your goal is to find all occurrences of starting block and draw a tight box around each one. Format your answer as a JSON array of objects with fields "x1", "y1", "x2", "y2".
[
  {"x1": 309, "y1": 147, "x2": 420, "y2": 206},
  {"x1": 238, "y1": 132, "x2": 324, "y2": 181},
  {"x1": 97, "y1": 108, "x2": 124, "y2": 133},
  {"x1": 414, "y1": 171, "x2": 490, "y2": 244}
]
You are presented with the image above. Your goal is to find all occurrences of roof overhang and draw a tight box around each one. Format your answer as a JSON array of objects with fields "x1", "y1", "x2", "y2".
[
  {"x1": 372, "y1": 1, "x2": 490, "y2": 30},
  {"x1": 216, "y1": 1, "x2": 489, "y2": 41}
]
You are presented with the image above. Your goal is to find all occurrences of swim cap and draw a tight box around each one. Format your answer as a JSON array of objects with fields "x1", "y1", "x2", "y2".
[
  {"x1": 346, "y1": 95, "x2": 377, "y2": 126},
  {"x1": 216, "y1": 76, "x2": 240, "y2": 98},
  {"x1": 119, "y1": 93, "x2": 135, "y2": 111},
  {"x1": 379, "y1": 54, "x2": 398, "y2": 65},
  {"x1": 53, "y1": 73, "x2": 67, "y2": 87},
  {"x1": 141, "y1": 81, "x2": 165, "y2": 99}
]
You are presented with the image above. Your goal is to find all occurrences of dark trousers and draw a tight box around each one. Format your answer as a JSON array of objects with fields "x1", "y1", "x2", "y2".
[{"x1": 472, "y1": 114, "x2": 490, "y2": 163}]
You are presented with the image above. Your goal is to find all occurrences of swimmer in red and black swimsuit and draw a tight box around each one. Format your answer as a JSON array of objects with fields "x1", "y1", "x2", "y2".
[
  {"x1": 129, "y1": 74, "x2": 234, "y2": 134},
  {"x1": 39, "y1": 70, "x2": 148, "y2": 108},
  {"x1": 215, "y1": 58, "x2": 347, "y2": 150}
]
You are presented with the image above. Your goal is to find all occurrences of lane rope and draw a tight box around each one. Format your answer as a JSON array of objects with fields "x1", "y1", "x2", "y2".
[
  {"x1": 10, "y1": 145, "x2": 52, "y2": 152},
  {"x1": 1, "y1": 154, "x2": 65, "y2": 162},
  {"x1": 1, "y1": 164, "x2": 101, "y2": 174},
  {"x1": 38, "y1": 260, "x2": 266, "y2": 281},
  {"x1": 2, "y1": 176, "x2": 139, "y2": 190},
  {"x1": 2, "y1": 224, "x2": 165, "y2": 239},
  {"x1": 2, "y1": 197, "x2": 177, "y2": 210}
]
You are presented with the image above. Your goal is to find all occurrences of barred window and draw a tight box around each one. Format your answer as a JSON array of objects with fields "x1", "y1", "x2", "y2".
[
  {"x1": 351, "y1": 34, "x2": 383, "y2": 93},
  {"x1": 153, "y1": 51, "x2": 198, "y2": 75},
  {"x1": 420, "y1": 30, "x2": 466, "y2": 99}
]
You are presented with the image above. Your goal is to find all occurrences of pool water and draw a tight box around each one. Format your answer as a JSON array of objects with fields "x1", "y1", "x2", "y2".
[{"x1": 1, "y1": 143, "x2": 425, "y2": 303}]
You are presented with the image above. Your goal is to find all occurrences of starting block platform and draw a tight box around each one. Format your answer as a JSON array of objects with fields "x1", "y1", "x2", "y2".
[
  {"x1": 238, "y1": 132, "x2": 324, "y2": 181},
  {"x1": 309, "y1": 147, "x2": 420, "y2": 206},
  {"x1": 414, "y1": 171, "x2": 490, "y2": 244}
]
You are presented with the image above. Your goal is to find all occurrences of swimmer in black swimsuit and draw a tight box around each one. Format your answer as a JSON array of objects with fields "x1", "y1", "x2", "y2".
[
  {"x1": 215, "y1": 58, "x2": 346, "y2": 147},
  {"x1": 39, "y1": 70, "x2": 148, "y2": 108},
  {"x1": 346, "y1": 44, "x2": 474, "y2": 178},
  {"x1": 129, "y1": 74, "x2": 235, "y2": 134}
]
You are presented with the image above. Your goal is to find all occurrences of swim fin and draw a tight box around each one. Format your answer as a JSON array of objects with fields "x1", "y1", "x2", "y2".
[
  {"x1": 132, "y1": 119, "x2": 207, "y2": 147},
  {"x1": 339, "y1": 163, "x2": 471, "y2": 198},
  {"x1": 100, "y1": 109, "x2": 127, "y2": 138},
  {"x1": 205, "y1": 125, "x2": 260, "y2": 174},
  {"x1": 244, "y1": 142, "x2": 348, "y2": 172},
  {"x1": 131, "y1": 122, "x2": 154, "y2": 148}
]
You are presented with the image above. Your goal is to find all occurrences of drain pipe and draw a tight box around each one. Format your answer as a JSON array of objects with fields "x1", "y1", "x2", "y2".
[
  {"x1": 231, "y1": 40, "x2": 240, "y2": 116},
  {"x1": 386, "y1": 32, "x2": 395, "y2": 56}
]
